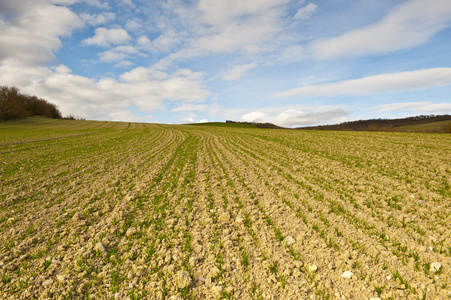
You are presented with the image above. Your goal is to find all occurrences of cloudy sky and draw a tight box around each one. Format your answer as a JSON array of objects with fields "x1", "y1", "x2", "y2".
[{"x1": 1, "y1": 0, "x2": 451, "y2": 127}]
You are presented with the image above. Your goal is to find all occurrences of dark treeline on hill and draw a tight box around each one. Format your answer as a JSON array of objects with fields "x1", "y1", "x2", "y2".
[
  {"x1": 297, "y1": 114, "x2": 451, "y2": 133},
  {"x1": 0, "y1": 85, "x2": 62, "y2": 121},
  {"x1": 225, "y1": 120, "x2": 286, "y2": 129},
  {"x1": 226, "y1": 115, "x2": 451, "y2": 133}
]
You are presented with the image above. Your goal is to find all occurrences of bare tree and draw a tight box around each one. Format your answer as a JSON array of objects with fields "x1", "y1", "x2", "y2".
[{"x1": 0, "y1": 85, "x2": 62, "y2": 120}]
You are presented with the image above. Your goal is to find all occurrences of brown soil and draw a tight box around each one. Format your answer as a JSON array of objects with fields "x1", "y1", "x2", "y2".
[{"x1": 0, "y1": 120, "x2": 450, "y2": 299}]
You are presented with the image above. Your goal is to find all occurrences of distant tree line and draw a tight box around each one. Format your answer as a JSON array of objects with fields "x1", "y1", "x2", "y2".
[
  {"x1": 0, "y1": 85, "x2": 63, "y2": 121},
  {"x1": 225, "y1": 120, "x2": 286, "y2": 129},
  {"x1": 226, "y1": 115, "x2": 451, "y2": 133},
  {"x1": 297, "y1": 115, "x2": 451, "y2": 133}
]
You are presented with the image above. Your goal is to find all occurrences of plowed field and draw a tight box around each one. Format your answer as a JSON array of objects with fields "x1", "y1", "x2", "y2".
[{"x1": 1, "y1": 117, "x2": 450, "y2": 300}]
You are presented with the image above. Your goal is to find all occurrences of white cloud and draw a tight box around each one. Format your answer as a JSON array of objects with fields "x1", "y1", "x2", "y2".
[
  {"x1": 137, "y1": 36, "x2": 151, "y2": 48},
  {"x1": 120, "y1": 67, "x2": 169, "y2": 82},
  {"x1": 114, "y1": 46, "x2": 139, "y2": 54},
  {"x1": 149, "y1": 31, "x2": 181, "y2": 52},
  {"x1": 16, "y1": 4, "x2": 81, "y2": 37},
  {"x1": 180, "y1": 117, "x2": 195, "y2": 124},
  {"x1": 114, "y1": 60, "x2": 134, "y2": 68},
  {"x1": 50, "y1": 0, "x2": 79, "y2": 5},
  {"x1": 195, "y1": 9, "x2": 283, "y2": 54},
  {"x1": 223, "y1": 63, "x2": 257, "y2": 81},
  {"x1": 81, "y1": 0, "x2": 110, "y2": 9},
  {"x1": 274, "y1": 44, "x2": 304, "y2": 63},
  {"x1": 197, "y1": 0, "x2": 288, "y2": 26},
  {"x1": 375, "y1": 102, "x2": 451, "y2": 114},
  {"x1": 52, "y1": 0, "x2": 109, "y2": 8},
  {"x1": 53, "y1": 64, "x2": 72, "y2": 74},
  {"x1": 172, "y1": 104, "x2": 208, "y2": 112},
  {"x1": 82, "y1": 27, "x2": 132, "y2": 47},
  {"x1": 0, "y1": 2, "x2": 83, "y2": 66},
  {"x1": 311, "y1": 0, "x2": 451, "y2": 59},
  {"x1": 125, "y1": 19, "x2": 142, "y2": 32},
  {"x1": 119, "y1": 0, "x2": 136, "y2": 9},
  {"x1": 149, "y1": 0, "x2": 290, "y2": 67},
  {"x1": 274, "y1": 68, "x2": 451, "y2": 98},
  {"x1": 241, "y1": 111, "x2": 269, "y2": 122},
  {"x1": 0, "y1": 61, "x2": 210, "y2": 121},
  {"x1": 99, "y1": 51, "x2": 128, "y2": 62},
  {"x1": 99, "y1": 46, "x2": 139, "y2": 62},
  {"x1": 294, "y1": 3, "x2": 317, "y2": 20},
  {"x1": 240, "y1": 107, "x2": 350, "y2": 127},
  {"x1": 80, "y1": 12, "x2": 116, "y2": 26}
]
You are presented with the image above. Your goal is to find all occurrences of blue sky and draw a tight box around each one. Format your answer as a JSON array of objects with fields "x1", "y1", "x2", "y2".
[{"x1": 1, "y1": 0, "x2": 451, "y2": 126}]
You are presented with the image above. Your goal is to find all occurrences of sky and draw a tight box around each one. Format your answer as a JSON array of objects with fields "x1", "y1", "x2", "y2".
[{"x1": 1, "y1": 0, "x2": 451, "y2": 127}]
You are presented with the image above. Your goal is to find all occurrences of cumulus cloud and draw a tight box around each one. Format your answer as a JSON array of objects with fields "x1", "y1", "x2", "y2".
[
  {"x1": 113, "y1": 60, "x2": 134, "y2": 68},
  {"x1": 0, "y1": 64, "x2": 210, "y2": 121},
  {"x1": 149, "y1": 0, "x2": 290, "y2": 67},
  {"x1": 126, "y1": 0, "x2": 313, "y2": 71},
  {"x1": 125, "y1": 19, "x2": 142, "y2": 32},
  {"x1": 179, "y1": 117, "x2": 195, "y2": 124},
  {"x1": 274, "y1": 68, "x2": 451, "y2": 98},
  {"x1": 294, "y1": 3, "x2": 317, "y2": 20},
  {"x1": 197, "y1": 0, "x2": 287, "y2": 26},
  {"x1": 0, "y1": 2, "x2": 83, "y2": 66},
  {"x1": 241, "y1": 111, "x2": 269, "y2": 123},
  {"x1": 99, "y1": 51, "x2": 128, "y2": 63},
  {"x1": 0, "y1": 0, "x2": 209, "y2": 123},
  {"x1": 82, "y1": 27, "x2": 132, "y2": 47},
  {"x1": 195, "y1": 9, "x2": 283, "y2": 54},
  {"x1": 80, "y1": 12, "x2": 116, "y2": 26},
  {"x1": 172, "y1": 104, "x2": 208, "y2": 112},
  {"x1": 81, "y1": 0, "x2": 110, "y2": 10},
  {"x1": 223, "y1": 63, "x2": 257, "y2": 81},
  {"x1": 272, "y1": 44, "x2": 304, "y2": 64},
  {"x1": 119, "y1": 0, "x2": 136, "y2": 9},
  {"x1": 375, "y1": 102, "x2": 451, "y2": 114},
  {"x1": 241, "y1": 107, "x2": 350, "y2": 127},
  {"x1": 99, "y1": 45, "x2": 139, "y2": 62},
  {"x1": 148, "y1": 31, "x2": 181, "y2": 52},
  {"x1": 311, "y1": 0, "x2": 451, "y2": 59},
  {"x1": 53, "y1": 64, "x2": 72, "y2": 74},
  {"x1": 137, "y1": 36, "x2": 151, "y2": 48},
  {"x1": 120, "y1": 67, "x2": 168, "y2": 82}
]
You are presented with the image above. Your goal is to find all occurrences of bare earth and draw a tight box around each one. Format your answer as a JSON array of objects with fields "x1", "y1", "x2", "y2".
[{"x1": 1, "y1": 118, "x2": 450, "y2": 299}]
